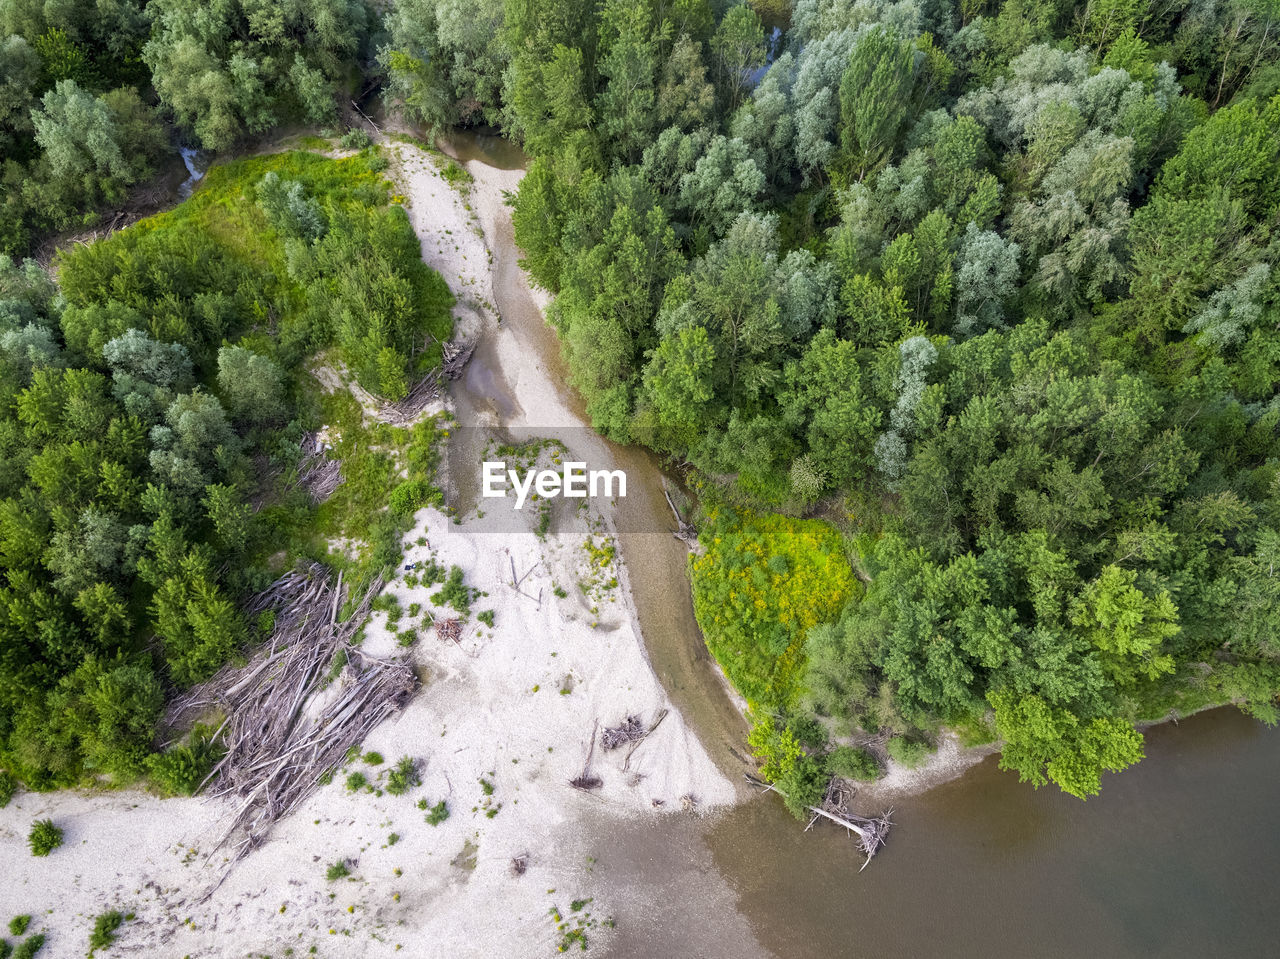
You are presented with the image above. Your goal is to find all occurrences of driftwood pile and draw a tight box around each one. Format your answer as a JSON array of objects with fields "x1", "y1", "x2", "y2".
[
  {"x1": 435, "y1": 618, "x2": 463, "y2": 644},
  {"x1": 601, "y1": 715, "x2": 646, "y2": 750},
  {"x1": 291, "y1": 433, "x2": 344, "y2": 503},
  {"x1": 602, "y1": 708, "x2": 669, "y2": 772},
  {"x1": 381, "y1": 340, "x2": 477, "y2": 425},
  {"x1": 168, "y1": 563, "x2": 416, "y2": 873},
  {"x1": 569, "y1": 710, "x2": 671, "y2": 792},
  {"x1": 442, "y1": 340, "x2": 476, "y2": 378},
  {"x1": 745, "y1": 773, "x2": 893, "y2": 871}
]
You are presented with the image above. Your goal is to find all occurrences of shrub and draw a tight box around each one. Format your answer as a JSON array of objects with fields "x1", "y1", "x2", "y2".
[
  {"x1": 325, "y1": 860, "x2": 350, "y2": 881},
  {"x1": 87, "y1": 910, "x2": 123, "y2": 955},
  {"x1": 339, "y1": 129, "x2": 373, "y2": 150},
  {"x1": 344, "y1": 771, "x2": 367, "y2": 792},
  {"x1": 887, "y1": 736, "x2": 933, "y2": 769},
  {"x1": 146, "y1": 725, "x2": 224, "y2": 796},
  {"x1": 477, "y1": 610, "x2": 495, "y2": 628},
  {"x1": 28, "y1": 820, "x2": 62, "y2": 856},
  {"x1": 8, "y1": 917, "x2": 30, "y2": 936},
  {"x1": 424, "y1": 800, "x2": 449, "y2": 825},
  {"x1": 389, "y1": 478, "x2": 440, "y2": 516},
  {"x1": 386, "y1": 756, "x2": 420, "y2": 795},
  {"x1": 13, "y1": 933, "x2": 44, "y2": 958},
  {"x1": 0, "y1": 771, "x2": 16, "y2": 808},
  {"x1": 430, "y1": 566, "x2": 472, "y2": 615},
  {"x1": 826, "y1": 746, "x2": 880, "y2": 781},
  {"x1": 363, "y1": 751, "x2": 384, "y2": 766}
]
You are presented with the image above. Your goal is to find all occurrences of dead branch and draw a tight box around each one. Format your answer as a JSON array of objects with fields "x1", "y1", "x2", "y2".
[
  {"x1": 435, "y1": 618, "x2": 463, "y2": 644},
  {"x1": 744, "y1": 773, "x2": 893, "y2": 871},
  {"x1": 570, "y1": 720, "x2": 602, "y2": 790},
  {"x1": 663, "y1": 485, "x2": 700, "y2": 551}
]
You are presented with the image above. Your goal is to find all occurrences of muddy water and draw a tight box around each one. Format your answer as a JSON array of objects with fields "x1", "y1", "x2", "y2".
[{"x1": 438, "y1": 130, "x2": 1280, "y2": 959}]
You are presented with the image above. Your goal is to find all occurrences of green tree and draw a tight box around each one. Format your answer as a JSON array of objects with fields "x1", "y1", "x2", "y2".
[
  {"x1": 837, "y1": 28, "x2": 916, "y2": 180},
  {"x1": 216, "y1": 345, "x2": 285, "y2": 423}
]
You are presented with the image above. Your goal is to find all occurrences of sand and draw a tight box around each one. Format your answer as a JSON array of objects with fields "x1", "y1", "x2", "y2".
[{"x1": 0, "y1": 142, "x2": 733, "y2": 958}]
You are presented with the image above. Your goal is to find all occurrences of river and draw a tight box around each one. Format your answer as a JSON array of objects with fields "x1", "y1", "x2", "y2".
[{"x1": 437, "y1": 130, "x2": 1280, "y2": 959}]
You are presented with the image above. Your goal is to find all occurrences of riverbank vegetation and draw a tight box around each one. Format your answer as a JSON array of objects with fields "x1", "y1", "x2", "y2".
[
  {"x1": 0, "y1": 147, "x2": 452, "y2": 790},
  {"x1": 376, "y1": 0, "x2": 1280, "y2": 804}
]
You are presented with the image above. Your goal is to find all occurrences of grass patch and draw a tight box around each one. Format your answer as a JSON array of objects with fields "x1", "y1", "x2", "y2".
[
  {"x1": 325, "y1": 860, "x2": 350, "y2": 881},
  {"x1": 386, "y1": 756, "x2": 420, "y2": 796},
  {"x1": 87, "y1": 911, "x2": 124, "y2": 955},
  {"x1": 344, "y1": 771, "x2": 368, "y2": 792},
  {"x1": 422, "y1": 800, "x2": 449, "y2": 825}
]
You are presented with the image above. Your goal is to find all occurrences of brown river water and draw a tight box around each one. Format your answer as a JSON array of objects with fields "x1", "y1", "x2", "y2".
[{"x1": 438, "y1": 131, "x2": 1280, "y2": 959}]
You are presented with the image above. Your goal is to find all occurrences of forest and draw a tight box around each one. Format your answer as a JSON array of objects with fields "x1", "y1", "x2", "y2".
[{"x1": 2, "y1": 0, "x2": 1279, "y2": 809}]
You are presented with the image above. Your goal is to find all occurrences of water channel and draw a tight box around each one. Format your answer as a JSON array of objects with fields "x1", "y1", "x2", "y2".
[{"x1": 438, "y1": 130, "x2": 1280, "y2": 959}]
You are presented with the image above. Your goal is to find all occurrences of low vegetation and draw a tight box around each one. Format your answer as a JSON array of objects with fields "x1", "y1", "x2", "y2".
[
  {"x1": 27, "y1": 819, "x2": 62, "y2": 856},
  {"x1": 87, "y1": 910, "x2": 124, "y2": 955}
]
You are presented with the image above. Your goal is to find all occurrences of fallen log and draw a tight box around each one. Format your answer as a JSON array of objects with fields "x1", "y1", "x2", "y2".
[{"x1": 744, "y1": 773, "x2": 893, "y2": 871}]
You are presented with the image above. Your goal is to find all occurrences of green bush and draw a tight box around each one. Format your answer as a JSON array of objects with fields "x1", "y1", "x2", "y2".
[
  {"x1": 339, "y1": 129, "x2": 373, "y2": 150},
  {"x1": 430, "y1": 566, "x2": 472, "y2": 615},
  {"x1": 344, "y1": 771, "x2": 367, "y2": 792},
  {"x1": 7, "y1": 917, "x2": 29, "y2": 937},
  {"x1": 477, "y1": 610, "x2": 495, "y2": 628},
  {"x1": 825, "y1": 746, "x2": 880, "y2": 782},
  {"x1": 13, "y1": 933, "x2": 44, "y2": 959},
  {"x1": 887, "y1": 736, "x2": 933, "y2": 769},
  {"x1": 87, "y1": 911, "x2": 123, "y2": 955},
  {"x1": 27, "y1": 820, "x2": 62, "y2": 856},
  {"x1": 423, "y1": 800, "x2": 449, "y2": 825},
  {"x1": 386, "y1": 756, "x2": 420, "y2": 796},
  {"x1": 362, "y1": 751, "x2": 384, "y2": 766},
  {"x1": 325, "y1": 860, "x2": 350, "y2": 881},
  {"x1": 146, "y1": 725, "x2": 224, "y2": 796},
  {"x1": 0, "y1": 771, "x2": 16, "y2": 808}
]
